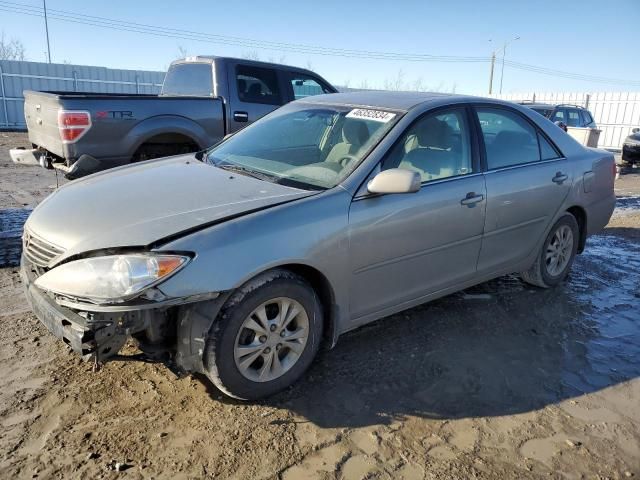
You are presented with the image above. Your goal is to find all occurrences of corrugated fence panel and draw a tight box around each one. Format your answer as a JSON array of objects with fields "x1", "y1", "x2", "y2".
[
  {"x1": 0, "y1": 60, "x2": 164, "y2": 128},
  {"x1": 490, "y1": 91, "x2": 640, "y2": 150}
]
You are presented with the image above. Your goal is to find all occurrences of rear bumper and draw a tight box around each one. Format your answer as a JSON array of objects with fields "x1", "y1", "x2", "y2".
[{"x1": 10, "y1": 148, "x2": 47, "y2": 168}]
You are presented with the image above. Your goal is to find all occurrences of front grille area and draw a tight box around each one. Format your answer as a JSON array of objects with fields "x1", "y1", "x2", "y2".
[{"x1": 22, "y1": 229, "x2": 65, "y2": 268}]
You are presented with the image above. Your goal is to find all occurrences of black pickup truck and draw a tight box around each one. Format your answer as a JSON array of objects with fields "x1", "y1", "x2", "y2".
[{"x1": 10, "y1": 56, "x2": 336, "y2": 178}]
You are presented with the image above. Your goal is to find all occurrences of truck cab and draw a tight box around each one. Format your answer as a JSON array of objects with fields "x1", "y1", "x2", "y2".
[{"x1": 162, "y1": 56, "x2": 336, "y2": 132}]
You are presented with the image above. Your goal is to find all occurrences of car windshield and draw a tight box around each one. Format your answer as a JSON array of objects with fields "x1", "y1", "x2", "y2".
[{"x1": 207, "y1": 103, "x2": 401, "y2": 190}]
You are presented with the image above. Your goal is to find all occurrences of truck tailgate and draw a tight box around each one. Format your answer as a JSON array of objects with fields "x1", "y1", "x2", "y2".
[{"x1": 24, "y1": 91, "x2": 65, "y2": 158}]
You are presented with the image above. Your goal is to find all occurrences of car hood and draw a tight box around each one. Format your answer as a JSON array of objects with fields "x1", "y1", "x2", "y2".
[{"x1": 26, "y1": 155, "x2": 315, "y2": 261}]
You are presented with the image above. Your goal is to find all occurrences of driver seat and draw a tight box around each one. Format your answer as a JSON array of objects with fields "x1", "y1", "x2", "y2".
[{"x1": 325, "y1": 120, "x2": 369, "y2": 164}]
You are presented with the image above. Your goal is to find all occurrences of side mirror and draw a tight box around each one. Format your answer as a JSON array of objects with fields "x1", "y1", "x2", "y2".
[
  {"x1": 554, "y1": 120, "x2": 568, "y2": 132},
  {"x1": 367, "y1": 168, "x2": 421, "y2": 194},
  {"x1": 632, "y1": 128, "x2": 639, "y2": 134}
]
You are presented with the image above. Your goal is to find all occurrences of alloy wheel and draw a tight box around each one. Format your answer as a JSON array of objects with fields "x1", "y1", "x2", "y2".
[
  {"x1": 233, "y1": 297, "x2": 309, "y2": 382},
  {"x1": 545, "y1": 224, "x2": 574, "y2": 277}
]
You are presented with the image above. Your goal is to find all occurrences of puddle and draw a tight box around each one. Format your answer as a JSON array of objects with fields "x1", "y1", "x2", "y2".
[
  {"x1": 0, "y1": 208, "x2": 32, "y2": 268},
  {"x1": 613, "y1": 196, "x2": 640, "y2": 216}
]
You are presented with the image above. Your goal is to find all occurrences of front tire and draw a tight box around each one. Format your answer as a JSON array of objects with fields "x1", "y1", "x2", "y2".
[
  {"x1": 203, "y1": 270, "x2": 323, "y2": 400},
  {"x1": 521, "y1": 214, "x2": 579, "y2": 288}
]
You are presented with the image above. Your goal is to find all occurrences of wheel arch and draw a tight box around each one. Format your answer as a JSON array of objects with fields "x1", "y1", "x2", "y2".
[
  {"x1": 566, "y1": 205, "x2": 587, "y2": 253},
  {"x1": 272, "y1": 263, "x2": 339, "y2": 350},
  {"x1": 124, "y1": 115, "x2": 210, "y2": 158}
]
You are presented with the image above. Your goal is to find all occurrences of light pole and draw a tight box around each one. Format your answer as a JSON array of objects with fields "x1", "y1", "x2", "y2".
[
  {"x1": 487, "y1": 36, "x2": 519, "y2": 95},
  {"x1": 43, "y1": 0, "x2": 51, "y2": 63},
  {"x1": 499, "y1": 36, "x2": 520, "y2": 94},
  {"x1": 488, "y1": 51, "x2": 496, "y2": 94}
]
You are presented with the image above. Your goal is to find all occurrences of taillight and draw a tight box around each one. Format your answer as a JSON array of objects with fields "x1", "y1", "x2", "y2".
[{"x1": 58, "y1": 110, "x2": 91, "y2": 143}]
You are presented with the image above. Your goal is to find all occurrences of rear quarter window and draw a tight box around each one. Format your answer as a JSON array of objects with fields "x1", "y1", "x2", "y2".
[{"x1": 161, "y1": 63, "x2": 213, "y2": 97}]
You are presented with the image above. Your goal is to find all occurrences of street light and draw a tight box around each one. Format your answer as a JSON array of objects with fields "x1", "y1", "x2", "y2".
[
  {"x1": 487, "y1": 36, "x2": 520, "y2": 95},
  {"x1": 499, "y1": 36, "x2": 520, "y2": 94},
  {"x1": 43, "y1": 0, "x2": 51, "y2": 63}
]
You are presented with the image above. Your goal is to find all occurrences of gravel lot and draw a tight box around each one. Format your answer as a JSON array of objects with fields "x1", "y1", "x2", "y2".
[{"x1": 1, "y1": 131, "x2": 639, "y2": 479}]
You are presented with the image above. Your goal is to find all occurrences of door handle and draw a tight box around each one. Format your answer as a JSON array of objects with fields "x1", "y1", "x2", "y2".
[
  {"x1": 552, "y1": 172, "x2": 568, "y2": 184},
  {"x1": 233, "y1": 111, "x2": 249, "y2": 122},
  {"x1": 460, "y1": 192, "x2": 484, "y2": 207}
]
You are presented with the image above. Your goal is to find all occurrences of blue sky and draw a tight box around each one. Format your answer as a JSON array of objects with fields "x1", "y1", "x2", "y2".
[{"x1": 1, "y1": 0, "x2": 639, "y2": 94}]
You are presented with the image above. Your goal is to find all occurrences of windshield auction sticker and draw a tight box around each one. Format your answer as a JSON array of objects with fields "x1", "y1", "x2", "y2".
[{"x1": 346, "y1": 109, "x2": 396, "y2": 123}]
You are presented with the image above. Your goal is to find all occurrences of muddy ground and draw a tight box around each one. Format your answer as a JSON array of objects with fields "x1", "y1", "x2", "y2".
[{"x1": 0, "y1": 131, "x2": 639, "y2": 479}]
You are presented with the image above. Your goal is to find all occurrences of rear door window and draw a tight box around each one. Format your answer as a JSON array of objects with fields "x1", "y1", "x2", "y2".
[
  {"x1": 476, "y1": 107, "x2": 541, "y2": 169},
  {"x1": 566, "y1": 109, "x2": 582, "y2": 127},
  {"x1": 236, "y1": 65, "x2": 282, "y2": 105}
]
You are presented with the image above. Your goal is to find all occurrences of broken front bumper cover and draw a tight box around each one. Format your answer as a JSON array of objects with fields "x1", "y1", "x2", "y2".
[
  {"x1": 20, "y1": 255, "x2": 221, "y2": 366},
  {"x1": 21, "y1": 256, "x2": 158, "y2": 361}
]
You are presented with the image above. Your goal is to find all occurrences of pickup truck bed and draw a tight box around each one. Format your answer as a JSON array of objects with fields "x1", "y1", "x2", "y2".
[{"x1": 24, "y1": 90, "x2": 224, "y2": 167}]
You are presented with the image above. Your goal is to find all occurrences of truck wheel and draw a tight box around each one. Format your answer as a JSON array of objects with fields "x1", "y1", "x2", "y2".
[
  {"x1": 521, "y1": 214, "x2": 579, "y2": 288},
  {"x1": 202, "y1": 270, "x2": 323, "y2": 400}
]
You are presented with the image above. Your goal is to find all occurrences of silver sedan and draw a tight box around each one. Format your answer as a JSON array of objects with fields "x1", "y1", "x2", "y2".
[{"x1": 21, "y1": 92, "x2": 616, "y2": 399}]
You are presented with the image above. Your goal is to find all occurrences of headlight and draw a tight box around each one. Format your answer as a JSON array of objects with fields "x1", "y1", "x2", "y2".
[{"x1": 34, "y1": 254, "x2": 189, "y2": 303}]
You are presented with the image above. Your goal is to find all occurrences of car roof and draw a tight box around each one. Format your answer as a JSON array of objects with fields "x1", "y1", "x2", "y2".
[
  {"x1": 170, "y1": 55, "x2": 319, "y2": 76},
  {"x1": 520, "y1": 102, "x2": 555, "y2": 109},
  {"x1": 296, "y1": 90, "x2": 491, "y2": 112}
]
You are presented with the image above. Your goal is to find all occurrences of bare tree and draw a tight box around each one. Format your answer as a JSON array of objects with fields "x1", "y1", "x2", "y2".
[
  {"x1": 0, "y1": 32, "x2": 26, "y2": 61},
  {"x1": 384, "y1": 69, "x2": 405, "y2": 91},
  {"x1": 358, "y1": 79, "x2": 371, "y2": 90},
  {"x1": 241, "y1": 50, "x2": 260, "y2": 61},
  {"x1": 177, "y1": 45, "x2": 188, "y2": 59},
  {"x1": 412, "y1": 77, "x2": 425, "y2": 92},
  {"x1": 267, "y1": 54, "x2": 286, "y2": 64},
  {"x1": 427, "y1": 81, "x2": 445, "y2": 93}
]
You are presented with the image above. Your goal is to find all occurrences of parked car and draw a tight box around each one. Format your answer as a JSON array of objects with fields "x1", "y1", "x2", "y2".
[
  {"x1": 21, "y1": 92, "x2": 616, "y2": 400},
  {"x1": 10, "y1": 56, "x2": 336, "y2": 178},
  {"x1": 519, "y1": 102, "x2": 597, "y2": 131},
  {"x1": 622, "y1": 127, "x2": 640, "y2": 166}
]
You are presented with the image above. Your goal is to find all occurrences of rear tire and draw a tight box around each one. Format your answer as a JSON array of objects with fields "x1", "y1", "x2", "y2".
[
  {"x1": 521, "y1": 214, "x2": 579, "y2": 288},
  {"x1": 202, "y1": 270, "x2": 323, "y2": 400}
]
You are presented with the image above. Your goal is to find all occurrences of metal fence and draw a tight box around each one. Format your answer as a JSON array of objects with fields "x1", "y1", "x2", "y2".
[
  {"x1": 489, "y1": 91, "x2": 640, "y2": 150},
  {"x1": 0, "y1": 60, "x2": 164, "y2": 129}
]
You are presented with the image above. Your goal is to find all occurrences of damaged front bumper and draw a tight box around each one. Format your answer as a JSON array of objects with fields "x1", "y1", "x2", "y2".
[
  {"x1": 20, "y1": 255, "x2": 226, "y2": 373},
  {"x1": 20, "y1": 256, "x2": 172, "y2": 362}
]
